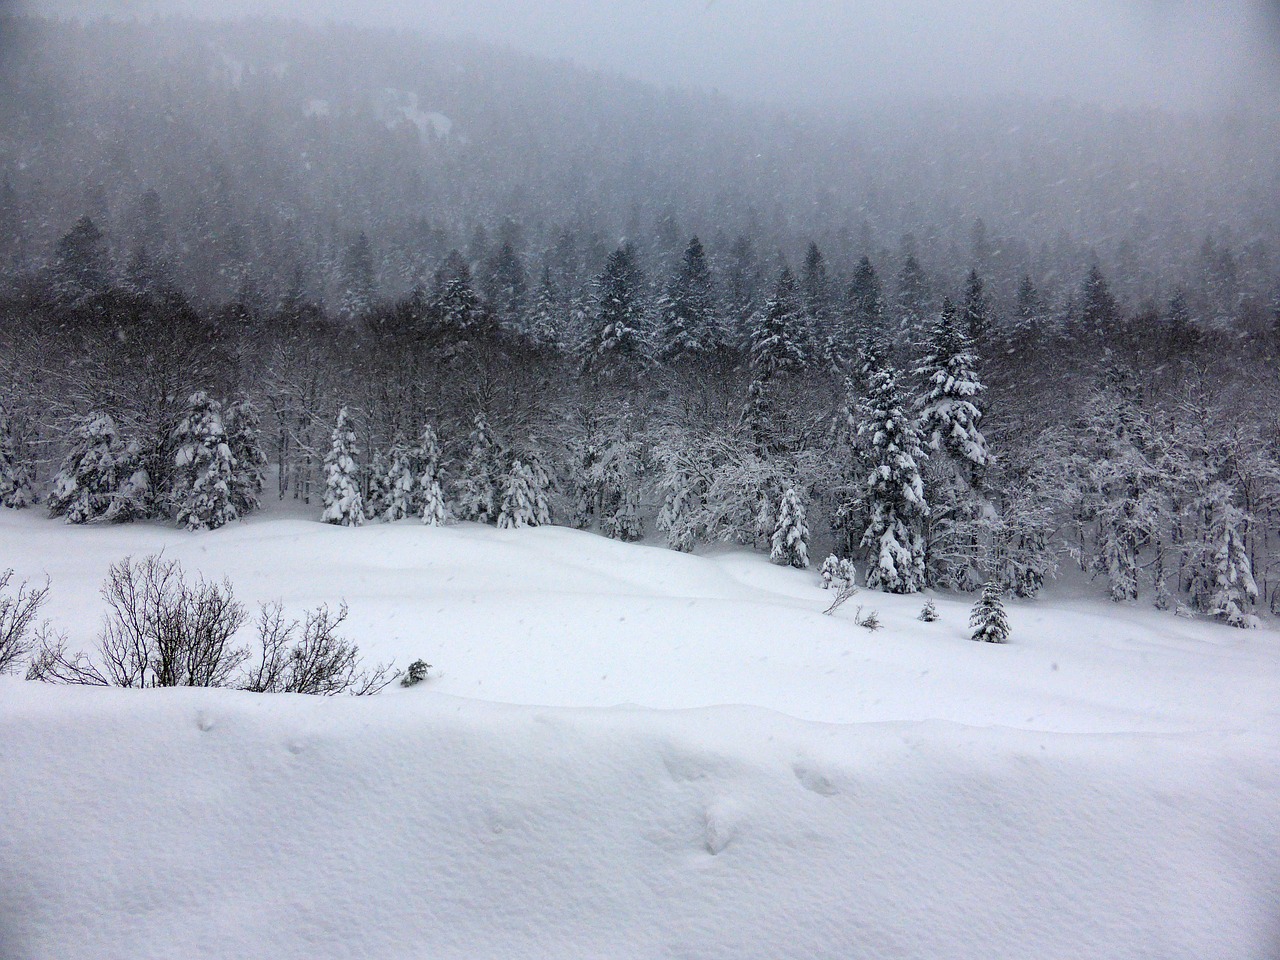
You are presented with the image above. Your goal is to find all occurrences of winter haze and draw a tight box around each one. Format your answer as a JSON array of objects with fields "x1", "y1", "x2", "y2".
[{"x1": 21, "y1": 0, "x2": 1280, "y2": 109}]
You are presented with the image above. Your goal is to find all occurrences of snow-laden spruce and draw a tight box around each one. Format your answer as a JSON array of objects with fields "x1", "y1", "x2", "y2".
[
  {"x1": 497, "y1": 458, "x2": 552, "y2": 529},
  {"x1": 171, "y1": 392, "x2": 237, "y2": 531},
  {"x1": 456, "y1": 413, "x2": 504, "y2": 524},
  {"x1": 379, "y1": 442, "x2": 416, "y2": 522},
  {"x1": 48, "y1": 412, "x2": 150, "y2": 524},
  {"x1": 856, "y1": 363, "x2": 929, "y2": 594},
  {"x1": 414, "y1": 424, "x2": 450, "y2": 526},
  {"x1": 1197, "y1": 483, "x2": 1259, "y2": 628},
  {"x1": 322, "y1": 407, "x2": 365, "y2": 527},
  {"x1": 0, "y1": 406, "x2": 34, "y2": 509},
  {"x1": 223, "y1": 398, "x2": 266, "y2": 517},
  {"x1": 970, "y1": 581, "x2": 1010, "y2": 643},
  {"x1": 769, "y1": 486, "x2": 810, "y2": 569}
]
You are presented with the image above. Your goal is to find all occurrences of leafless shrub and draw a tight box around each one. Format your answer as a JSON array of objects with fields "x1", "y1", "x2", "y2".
[
  {"x1": 822, "y1": 579, "x2": 858, "y2": 616},
  {"x1": 29, "y1": 553, "x2": 395, "y2": 695},
  {"x1": 0, "y1": 569, "x2": 50, "y2": 674},
  {"x1": 243, "y1": 600, "x2": 395, "y2": 695}
]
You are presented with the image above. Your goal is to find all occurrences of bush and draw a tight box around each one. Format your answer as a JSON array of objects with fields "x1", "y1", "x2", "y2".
[
  {"x1": 29, "y1": 554, "x2": 395, "y2": 694},
  {"x1": 0, "y1": 570, "x2": 50, "y2": 674},
  {"x1": 918, "y1": 598, "x2": 939, "y2": 622},
  {"x1": 400, "y1": 658, "x2": 431, "y2": 687}
]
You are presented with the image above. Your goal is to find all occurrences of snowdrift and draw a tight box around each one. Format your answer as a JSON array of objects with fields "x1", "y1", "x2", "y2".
[{"x1": 1, "y1": 509, "x2": 1279, "y2": 958}]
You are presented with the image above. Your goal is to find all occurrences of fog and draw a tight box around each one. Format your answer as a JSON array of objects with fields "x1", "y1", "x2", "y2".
[{"x1": 23, "y1": 0, "x2": 1280, "y2": 110}]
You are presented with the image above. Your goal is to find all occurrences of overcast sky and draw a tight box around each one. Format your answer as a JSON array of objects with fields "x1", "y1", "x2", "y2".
[{"x1": 21, "y1": 0, "x2": 1280, "y2": 109}]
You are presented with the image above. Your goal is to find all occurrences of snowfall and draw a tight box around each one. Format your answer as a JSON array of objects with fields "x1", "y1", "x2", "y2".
[{"x1": 1, "y1": 498, "x2": 1278, "y2": 960}]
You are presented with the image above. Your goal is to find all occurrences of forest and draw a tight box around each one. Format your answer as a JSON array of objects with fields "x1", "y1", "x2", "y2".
[{"x1": 1, "y1": 15, "x2": 1278, "y2": 623}]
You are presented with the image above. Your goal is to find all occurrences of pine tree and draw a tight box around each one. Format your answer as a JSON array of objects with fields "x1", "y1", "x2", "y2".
[
  {"x1": 0, "y1": 406, "x2": 34, "y2": 509},
  {"x1": 847, "y1": 256, "x2": 886, "y2": 349},
  {"x1": 1014, "y1": 275, "x2": 1046, "y2": 338},
  {"x1": 381, "y1": 441, "x2": 416, "y2": 522},
  {"x1": 497, "y1": 459, "x2": 550, "y2": 529},
  {"x1": 481, "y1": 240, "x2": 527, "y2": 326},
  {"x1": 171, "y1": 391, "x2": 238, "y2": 531},
  {"x1": 584, "y1": 243, "x2": 647, "y2": 378},
  {"x1": 339, "y1": 231, "x2": 375, "y2": 318},
  {"x1": 1080, "y1": 262, "x2": 1119, "y2": 337},
  {"x1": 414, "y1": 424, "x2": 450, "y2": 526},
  {"x1": 916, "y1": 299, "x2": 988, "y2": 475},
  {"x1": 322, "y1": 407, "x2": 365, "y2": 527},
  {"x1": 1196, "y1": 483, "x2": 1259, "y2": 628},
  {"x1": 223, "y1": 398, "x2": 266, "y2": 518},
  {"x1": 455, "y1": 413, "x2": 504, "y2": 524},
  {"x1": 857, "y1": 362, "x2": 929, "y2": 594},
  {"x1": 48, "y1": 412, "x2": 149, "y2": 524},
  {"x1": 894, "y1": 253, "x2": 931, "y2": 341},
  {"x1": 770, "y1": 486, "x2": 810, "y2": 569},
  {"x1": 433, "y1": 250, "x2": 488, "y2": 337},
  {"x1": 659, "y1": 236, "x2": 718, "y2": 364},
  {"x1": 961, "y1": 269, "x2": 991, "y2": 342},
  {"x1": 800, "y1": 241, "x2": 830, "y2": 362},
  {"x1": 527, "y1": 265, "x2": 563, "y2": 347},
  {"x1": 743, "y1": 267, "x2": 806, "y2": 449},
  {"x1": 969, "y1": 582, "x2": 1010, "y2": 643},
  {"x1": 52, "y1": 215, "x2": 109, "y2": 303}
]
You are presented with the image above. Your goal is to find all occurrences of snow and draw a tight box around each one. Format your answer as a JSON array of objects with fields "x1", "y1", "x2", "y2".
[{"x1": 1, "y1": 504, "x2": 1279, "y2": 958}]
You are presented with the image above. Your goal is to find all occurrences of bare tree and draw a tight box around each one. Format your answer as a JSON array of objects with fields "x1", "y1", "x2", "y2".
[{"x1": 0, "y1": 570, "x2": 49, "y2": 674}]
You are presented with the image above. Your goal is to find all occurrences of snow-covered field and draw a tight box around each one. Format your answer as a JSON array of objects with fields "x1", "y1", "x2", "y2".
[{"x1": 2, "y1": 503, "x2": 1279, "y2": 959}]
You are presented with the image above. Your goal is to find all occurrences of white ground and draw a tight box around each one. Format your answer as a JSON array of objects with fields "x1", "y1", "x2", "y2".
[{"x1": 1, "y1": 502, "x2": 1278, "y2": 959}]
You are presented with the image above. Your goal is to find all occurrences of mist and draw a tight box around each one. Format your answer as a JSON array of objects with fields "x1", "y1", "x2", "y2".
[{"x1": 23, "y1": 0, "x2": 1280, "y2": 110}]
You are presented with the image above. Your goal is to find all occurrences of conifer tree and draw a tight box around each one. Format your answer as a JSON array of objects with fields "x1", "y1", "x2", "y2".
[
  {"x1": 434, "y1": 250, "x2": 487, "y2": 337},
  {"x1": 339, "y1": 231, "x2": 375, "y2": 318},
  {"x1": 894, "y1": 253, "x2": 931, "y2": 341},
  {"x1": 1193, "y1": 483, "x2": 1259, "y2": 628},
  {"x1": 1080, "y1": 262, "x2": 1119, "y2": 337},
  {"x1": 1014, "y1": 275, "x2": 1046, "y2": 338},
  {"x1": 223, "y1": 398, "x2": 266, "y2": 518},
  {"x1": 48, "y1": 412, "x2": 149, "y2": 524},
  {"x1": 800, "y1": 241, "x2": 830, "y2": 361},
  {"x1": 322, "y1": 407, "x2": 365, "y2": 527},
  {"x1": 171, "y1": 391, "x2": 237, "y2": 531},
  {"x1": 659, "y1": 236, "x2": 718, "y2": 364},
  {"x1": 527, "y1": 265, "x2": 563, "y2": 347},
  {"x1": 414, "y1": 424, "x2": 450, "y2": 526},
  {"x1": 455, "y1": 413, "x2": 504, "y2": 524},
  {"x1": 857, "y1": 362, "x2": 929, "y2": 594},
  {"x1": 847, "y1": 256, "x2": 886, "y2": 349},
  {"x1": 916, "y1": 299, "x2": 988, "y2": 477},
  {"x1": 0, "y1": 406, "x2": 34, "y2": 509},
  {"x1": 497, "y1": 458, "x2": 551, "y2": 529},
  {"x1": 770, "y1": 486, "x2": 810, "y2": 569},
  {"x1": 743, "y1": 267, "x2": 806, "y2": 448},
  {"x1": 584, "y1": 243, "x2": 647, "y2": 378},
  {"x1": 961, "y1": 269, "x2": 991, "y2": 342},
  {"x1": 969, "y1": 581, "x2": 1010, "y2": 643},
  {"x1": 481, "y1": 240, "x2": 527, "y2": 326},
  {"x1": 380, "y1": 442, "x2": 416, "y2": 522}
]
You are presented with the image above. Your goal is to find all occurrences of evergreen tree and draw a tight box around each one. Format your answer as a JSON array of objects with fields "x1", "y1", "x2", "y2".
[
  {"x1": 52, "y1": 215, "x2": 109, "y2": 303},
  {"x1": 322, "y1": 406, "x2": 365, "y2": 526},
  {"x1": 527, "y1": 265, "x2": 563, "y2": 346},
  {"x1": 584, "y1": 243, "x2": 648, "y2": 377},
  {"x1": 1080, "y1": 262, "x2": 1119, "y2": 337},
  {"x1": 433, "y1": 250, "x2": 487, "y2": 336},
  {"x1": 847, "y1": 256, "x2": 886, "y2": 348},
  {"x1": 1193, "y1": 483, "x2": 1259, "y2": 628},
  {"x1": 743, "y1": 267, "x2": 806, "y2": 450},
  {"x1": 223, "y1": 398, "x2": 266, "y2": 517},
  {"x1": 916, "y1": 299, "x2": 988, "y2": 476},
  {"x1": 894, "y1": 253, "x2": 931, "y2": 341},
  {"x1": 1014, "y1": 275, "x2": 1046, "y2": 338},
  {"x1": 800, "y1": 241, "x2": 830, "y2": 361},
  {"x1": 0, "y1": 406, "x2": 34, "y2": 509},
  {"x1": 48, "y1": 412, "x2": 149, "y2": 524},
  {"x1": 497, "y1": 458, "x2": 551, "y2": 529},
  {"x1": 482, "y1": 240, "x2": 527, "y2": 326},
  {"x1": 455, "y1": 413, "x2": 504, "y2": 524},
  {"x1": 961, "y1": 269, "x2": 991, "y2": 342},
  {"x1": 171, "y1": 391, "x2": 237, "y2": 531},
  {"x1": 339, "y1": 231, "x2": 375, "y2": 318},
  {"x1": 770, "y1": 486, "x2": 810, "y2": 569},
  {"x1": 659, "y1": 236, "x2": 718, "y2": 363},
  {"x1": 857, "y1": 362, "x2": 929, "y2": 594},
  {"x1": 380, "y1": 441, "x2": 416, "y2": 521},
  {"x1": 414, "y1": 424, "x2": 450, "y2": 526},
  {"x1": 969, "y1": 581, "x2": 1010, "y2": 643}
]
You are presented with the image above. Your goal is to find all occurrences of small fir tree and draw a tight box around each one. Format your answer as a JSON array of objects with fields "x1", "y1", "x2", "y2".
[
  {"x1": 969, "y1": 582, "x2": 1010, "y2": 643},
  {"x1": 223, "y1": 398, "x2": 266, "y2": 517},
  {"x1": 498, "y1": 459, "x2": 550, "y2": 529},
  {"x1": 455, "y1": 413, "x2": 504, "y2": 524},
  {"x1": 48, "y1": 412, "x2": 149, "y2": 524},
  {"x1": 919, "y1": 598, "x2": 939, "y2": 622},
  {"x1": 322, "y1": 407, "x2": 365, "y2": 527},
  {"x1": 380, "y1": 442, "x2": 416, "y2": 522},
  {"x1": 171, "y1": 391, "x2": 237, "y2": 531},
  {"x1": 414, "y1": 424, "x2": 450, "y2": 527},
  {"x1": 770, "y1": 486, "x2": 810, "y2": 569}
]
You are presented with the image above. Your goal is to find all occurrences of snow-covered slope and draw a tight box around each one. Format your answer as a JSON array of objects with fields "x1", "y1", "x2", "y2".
[{"x1": 1, "y1": 507, "x2": 1278, "y2": 959}]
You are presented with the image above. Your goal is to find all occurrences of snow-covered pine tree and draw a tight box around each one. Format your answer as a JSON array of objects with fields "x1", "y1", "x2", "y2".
[
  {"x1": 742, "y1": 267, "x2": 807, "y2": 450},
  {"x1": 380, "y1": 442, "x2": 416, "y2": 522},
  {"x1": 171, "y1": 391, "x2": 238, "y2": 531},
  {"x1": 961, "y1": 269, "x2": 991, "y2": 342},
  {"x1": 527, "y1": 265, "x2": 563, "y2": 347},
  {"x1": 847, "y1": 256, "x2": 886, "y2": 354},
  {"x1": 48, "y1": 412, "x2": 149, "y2": 524},
  {"x1": 857, "y1": 361, "x2": 929, "y2": 594},
  {"x1": 322, "y1": 406, "x2": 365, "y2": 527},
  {"x1": 365, "y1": 448, "x2": 390, "y2": 519},
  {"x1": 0, "y1": 405, "x2": 34, "y2": 508},
  {"x1": 770, "y1": 486, "x2": 810, "y2": 569},
  {"x1": 413, "y1": 424, "x2": 450, "y2": 527},
  {"x1": 455, "y1": 413, "x2": 504, "y2": 524},
  {"x1": 223, "y1": 397, "x2": 266, "y2": 517},
  {"x1": 916, "y1": 299, "x2": 988, "y2": 475},
  {"x1": 583, "y1": 243, "x2": 647, "y2": 379},
  {"x1": 820, "y1": 555, "x2": 857, "y2": 590},
  {"x1": 497, "y1": 459, "x2": 546, "y2": 529},
  {"x1": 1193, "y1": 483, "x2": 1259, "y2": 628},
  {"x1": 916, "y1": 298, "x2": 989, "y2": 590},
  {"x1": 969, "y1": 581, "x2": 1010, "y2": 643},
  {"x1": 659, "y1": 236, "x2": 718, "y2": 364}
]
